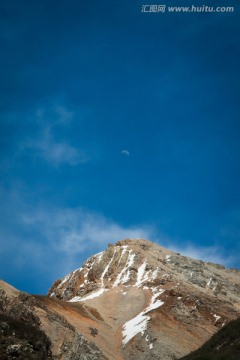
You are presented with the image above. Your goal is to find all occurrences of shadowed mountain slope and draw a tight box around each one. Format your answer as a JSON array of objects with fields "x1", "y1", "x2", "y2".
[{"x1": 180, "y1": 316, "x2": 240, "y2": 360}]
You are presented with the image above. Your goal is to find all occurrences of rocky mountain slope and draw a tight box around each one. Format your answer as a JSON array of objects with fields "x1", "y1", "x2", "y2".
[
  {"x1": 181, "y1": 316, "x2": 240, "y2": 360},
  {"x1": 1, "y1": 239, "x2": 240, "y2": 359},
  {"x1": 0, "y1": 280, "x2": 108, "y2": 360}
]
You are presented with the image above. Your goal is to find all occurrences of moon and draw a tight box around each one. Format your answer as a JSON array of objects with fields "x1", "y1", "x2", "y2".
[{"x1": 121, "y1": 150, "x2": 130, "y2": 156}]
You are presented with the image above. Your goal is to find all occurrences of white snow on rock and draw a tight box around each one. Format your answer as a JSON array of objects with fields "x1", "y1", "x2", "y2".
[
  {"x1": 113, "y1": 247, "x2": 129, "y2": 286},
  {"x1": 69, "y1": 288, "x2": 108, "y2": 302},
  {"x1": 122, "y1": 311, "x2": 149, "y2": 346},
  {"x1": 100, "y1": 249, "x2": 116, "y2": 286},
  {"x1": 114, "y1": 249, "x2": 136, "y2": 286},
  {"x1": 116, "y1": 245, "x2": 128, "y2": 267},
  {"x1": 151, "y1": 267, "x2": 159, "y2": 281},
  {"x1": 58, "y1": 273, "x2": 71, "y2": 288},
  {"x1": 83, "y1": 260, "x2": 95, "y2": 284},
  {"x1": 207, "y1": 278, "x2": 212, "y2": 287},
  {"x1": 121, "y1": 250, "x2": 136, "y2": 284},
  {"x1": 213, "y1": 314, "x2": 221, "y2": 323},
  {"x1": 149, "y1": 288, "x2": 165, "y2": 311},
  {"x1": 95, "y1": 251, "x2": 104, "y2": 263},
  {"x1": 122, "y1": 287, "x2": 164, "y2": 346},
  {"x1": 135, "y1": 260, "x2": 147, "y2": 287},
  {"x1": 57, "y1": 267, "x2": 83, "y2": 291}
]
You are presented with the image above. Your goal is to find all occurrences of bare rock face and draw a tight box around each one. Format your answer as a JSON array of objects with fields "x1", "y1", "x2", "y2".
[
  {"x1": 1, "y1": 239, "x2": 240, "y2": 360},
  {"x1": 0, "y1": 281, "x2": 109, "y2": 360},
  {"x1": 48, "y1": 239, "x2": 240, "y2": 360}
]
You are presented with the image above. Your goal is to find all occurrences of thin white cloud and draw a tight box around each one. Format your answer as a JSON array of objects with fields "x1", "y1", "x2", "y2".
[
  {"x1": 0, "y1": 189, "x2": 156, "y2": 288},
  {"x1": 32, "y1": 133, "x2": 90, "y2": 166},
  {"x1": 18, "y1": 204, "x2": 238, "y2": 270},
  {"x1": 121, "y1": 150, "x2": 130, "y2": 156},
  {"x1": 1, "y1": 185, "x2": 239, "y2": 292},
  {"x1": 34, "y1": 101, "x2": 73, "y2": 126},
  {"x1": 55, "y1": 106, "x2": 73, "y2": 124},
  {"x1": 20, "y1": 207, "x2": 153, "y2": 256},
  {"x1": 21, "y1": 104, "x2": 90, "y2": 166}
]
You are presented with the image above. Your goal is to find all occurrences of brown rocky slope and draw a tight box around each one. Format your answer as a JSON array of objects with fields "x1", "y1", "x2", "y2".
[{"x1": 1, "y1": 239, "x2": 240, "y2": 359}]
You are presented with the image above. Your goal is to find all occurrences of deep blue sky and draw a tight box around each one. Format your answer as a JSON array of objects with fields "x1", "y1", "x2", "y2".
[{"x1": 0, "y1": 0, "x2": 239, "y2": 294}]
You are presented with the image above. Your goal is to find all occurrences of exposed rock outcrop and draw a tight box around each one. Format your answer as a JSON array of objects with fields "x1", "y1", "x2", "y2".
[
  {"x1": 1, "y1": 239, "x2": 240, "y2": 359},
  {"x1": 48, "y1": 239, "x2": 240, "y2": 359},
  {"x1": 0, "y1": 281, "x2": 109, "y2": 360}
]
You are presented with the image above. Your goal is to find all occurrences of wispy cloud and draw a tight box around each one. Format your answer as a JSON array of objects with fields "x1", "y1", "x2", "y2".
[
  {"x1": 35, "y1": 103, "x2": 73, "y2": 126},
  {"x1": 5, "y1": 196, "x2": 237, "y2": 277},
  {"x1": 21, "y1": 103, "x2": 90, "y2": 166},
  {"x1": 27, "y1": 129, "x2": 89, "y2": 166},
  {"x1": 1, "y1": 183, "x2": 239, "y2": 293},
  {"x1": 0, "y1": 185, "x2": 155, "y2": 285},
  {"x1": 55, "y1": 106, "x2": 73, "y2": 124},
  {"x1": 20, "y1": 207, "x2": 153, "y2": 256}
]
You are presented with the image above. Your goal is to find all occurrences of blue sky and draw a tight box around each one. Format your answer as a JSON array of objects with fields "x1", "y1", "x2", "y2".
[{"x1": 0, "y1": 0, "x2": 239, "y2": 294}]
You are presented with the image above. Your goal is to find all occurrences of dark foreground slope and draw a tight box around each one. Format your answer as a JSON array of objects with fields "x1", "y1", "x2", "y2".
[
  {"x1": 0, "y1": 280, "x2": 109, "y2": 360},
  {"x1": 0, "y1": 313, "x2": 52, "y2": 360},
  {"x1": 180, "y1": 317, "x2": 240, "y2": 360}
]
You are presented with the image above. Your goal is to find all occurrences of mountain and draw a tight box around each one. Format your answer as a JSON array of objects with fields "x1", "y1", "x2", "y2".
[
  {"x1": 180, "y1": 317, "x2": 240, "y2": 360},
  {"x1": 1, "y1": 239, "x2": 240, "y2": 359}
]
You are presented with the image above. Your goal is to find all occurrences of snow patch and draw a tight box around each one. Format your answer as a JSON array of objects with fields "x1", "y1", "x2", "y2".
[
  {"x1": 207, "y1": 278, "x2": 212, "y2": 287},
  {"x1": 96, "y1": 251, "x2": 104, "y2": 263},
  {"x1": 148, "y1": 288, "x2": 165, "y2": 311},
  {"x1": 58, "y1": 274, "x2": 71, "y2": 288},
  {"x1": 135, "y1": 260, "x2": 147, "y2": 287},
  {"x1": 84, "y1": 261, "x2": 95, "y2": 284},
  {"x1": 100, "y1": 249, "x2": 116, "y2": 286},
  {"x1": 122, "y1": 251, "x2": 136, "y2": 284},
  {"x1": 122, "y1": 287, "x2": 164, "y2": 346},
  {"x1": 69, "y1": 288, "x2": 108, "y2": 302},
  {"x1": 213, "y1": 314, "x2": 221, "y2": 324},
  {"x1": 114, "y1": 249, "x2": 136, "y2": 286},
  {"x1": 116, "y1": 245, "x2": 128, "y2": 267},
  {"x1": 122, "y1": 311, "x2": 149, "y2": 345},
  {"x1": 151, "y1": 267, "x2": 159, "y2": 280}
]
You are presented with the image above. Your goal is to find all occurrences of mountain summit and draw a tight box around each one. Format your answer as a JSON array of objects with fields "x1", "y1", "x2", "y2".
[
  {"x1": 1, "y1": 239, "x2": 240, "y2": 359},
  {"x1": 48, "y1": 239, "x2": 240, "y2": 359}
]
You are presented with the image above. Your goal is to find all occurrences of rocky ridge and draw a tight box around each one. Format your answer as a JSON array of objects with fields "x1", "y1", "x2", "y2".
[
  {"x1": 0, "y1": 280, "x2": 108, "y2": 360},
  {"x1": 48, "y1": 239, "x2": 240, "y2": 359},
  {"x1": 1, "y1": 239, "x2": 240, "y2": 360}
]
